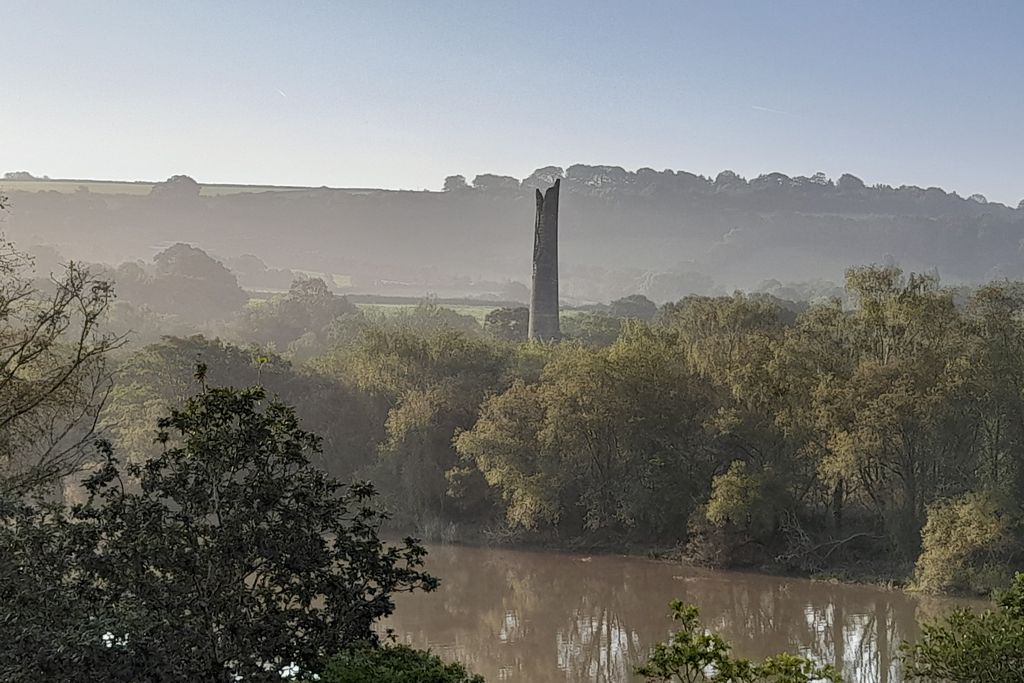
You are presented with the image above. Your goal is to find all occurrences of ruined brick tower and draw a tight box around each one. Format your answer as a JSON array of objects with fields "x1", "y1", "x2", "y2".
[{"x1": 528, "y1": 179, "x2": 560, "y2": 341}]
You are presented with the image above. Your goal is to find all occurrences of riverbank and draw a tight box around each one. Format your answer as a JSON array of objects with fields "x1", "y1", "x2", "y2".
[{"x1": 396, "y1": 521, "x2": 928, "y2": 597}]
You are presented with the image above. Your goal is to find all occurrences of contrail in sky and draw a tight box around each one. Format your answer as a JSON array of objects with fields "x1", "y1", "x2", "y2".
[{"x1": 751, "y1": 104, "x2": 787, "y2": 114}]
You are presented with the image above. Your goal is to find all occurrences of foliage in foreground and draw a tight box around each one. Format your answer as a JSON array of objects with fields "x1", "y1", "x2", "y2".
[
  {"x1": 904, "y1": 572, "x2": 1024, "y2": 682},
  {"x1": 637, "y1": 601, "x2": 841, "y2": 683},
  {"x1": 0, "y1": 378, "x2": 436, "y2": 682},
  {"x1": 316, "y1": 645, "x2": 484, "y2": 683}
]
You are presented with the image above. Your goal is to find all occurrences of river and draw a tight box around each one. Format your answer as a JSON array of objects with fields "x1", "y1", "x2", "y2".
[{"x1": 383, "y1": 544, "x2": 983, "y2": 683}]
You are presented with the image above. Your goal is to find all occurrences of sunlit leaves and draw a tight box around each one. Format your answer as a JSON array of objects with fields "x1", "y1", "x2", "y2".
[{"x1": 637, "y1": 601, "x2": 842, "y2": 683}]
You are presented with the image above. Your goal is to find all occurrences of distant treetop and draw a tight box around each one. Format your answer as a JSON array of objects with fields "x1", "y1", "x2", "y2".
[
  {"x1": 439, "y1": 164, "x2": 1014, "y2": 211},
  {"x1": 149, "y1": 174, "x2": 200, "y2": 198},
  {"x1": 522, "y1": 166, "x2": 565, "y2": 190},
  {"x1": 471, "y1": 173, "x2": 519, "y2": 191},
  {"x1": 3, "y1": 171, "x2": 48, "y2": 180},
  {"x1": 442, "y1": 174, "x2": 469, "y2": 192}
]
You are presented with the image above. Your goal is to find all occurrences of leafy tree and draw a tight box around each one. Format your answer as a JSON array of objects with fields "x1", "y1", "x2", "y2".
[
  {"x1": 0, "y1": 379, "x2": 436, "y2": 682},
  {"x1": 704, "y1": 461, "x2": 788, "y2": 545},
  {"x1": 768, "y1": 301, "x2": 857, "y2": 535},
  {"x1": 811, "y1": 268, "x2": 971, "y2": 555},
  {"x1": 471, "y1": 174, "x2": 518, "y2": 192},
  {"x1": 442, "y1": 175, "x2": 469, "y2": 192},
  {"x1": 320, "y1": 328, "x2": 510, "y2": 527},
  {"x1": 659, "y1": 294, "x2": 813, "y2": 563},
  {"x1": 149, "y1": 174, "x2": 201, "y2": 198},
  {"x1": 459, "y1": 326, "x2": 709, "y2": 537},
  {"x1": 560, "y1": 311, "x2": 623, "y2": 346},
  {"x1": 637, "y1": 601, "x2": 841, "y2": 682},
  {"x1": 913, "y1": 493, "x2": 1015, "y2": 595},
  {"x1": 836, "y1": 174, "x2": 866, "y2": 191},
  {"x1": 105, "y1": 244, "x2": 248, "y2": 324},
  {"x1": 965, "y1": 283, "x2": 1024, "y2": 503},
  {"x1": 317, "y1": 645, "x2": 484, "y2": 683},
  {"x1": 0, "y1": 235, "x2": 123, "y2": 495},
  {"x1": 609, "y1": 294, "x2": 658, "y2": 321},
  {"x1": 903, "y1": 573, "x2": 1024, "y2": 681},
  {"x1": 483, "y1": 306, "x2": 528, "y2": 342},
  {"x1": 2, "y1": 171, "x2": 40, "y2": 181},
  {"x1": 660, "y1": 293, "x2": 795, "y2": 378},
  {"x1": 453, "y1": 378, "x2": 556, "y2": 529},
  {"x1": 150, "y1": 243, "x2": 248, "y2": 321},
  {"x1": 236, "y1": 276, "x2": 359, "y2": 356},
  {"x1": 521, "y1": 166, "x2": 564, "y2": 190}
]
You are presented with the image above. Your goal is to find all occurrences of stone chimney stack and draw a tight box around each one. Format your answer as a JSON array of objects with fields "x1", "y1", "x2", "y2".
[{"x1": 528, "y1": 179, "x2": 560, "y2": 342}]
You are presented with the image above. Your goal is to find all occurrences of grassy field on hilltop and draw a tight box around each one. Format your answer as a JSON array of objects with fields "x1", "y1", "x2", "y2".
[
  {"x1": 1, "y1": 179, "x2": 156, "y2": 195},
  {"x1": 0, "y1": 178, "x2": 335, "y2": 196}
]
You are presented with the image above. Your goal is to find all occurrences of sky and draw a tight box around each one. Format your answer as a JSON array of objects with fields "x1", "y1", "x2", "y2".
[{"x1": 2, "y1": 0, "x2": 1022, "y2": 205}]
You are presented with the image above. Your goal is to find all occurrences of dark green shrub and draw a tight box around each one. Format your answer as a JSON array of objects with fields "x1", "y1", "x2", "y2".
[
  {"x1": 318, "y1": 645, "x2": 484, "y2": 683},
  {"x1": 0, "y1": 381, "x2": 436, "y2": 682}
]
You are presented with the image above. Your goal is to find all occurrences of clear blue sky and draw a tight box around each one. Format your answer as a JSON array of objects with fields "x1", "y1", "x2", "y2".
[{"x1": 3, "y1": 1, "x2": 1022, "y2": 204}]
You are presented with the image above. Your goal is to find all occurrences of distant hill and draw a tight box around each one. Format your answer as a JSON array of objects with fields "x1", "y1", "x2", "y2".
[
  {"x1": 0, "y1": 177, "x2": 364, "y2": 196},
  {"x1": 2, "y1": 167, "x2": 1022, "y2": 302}
]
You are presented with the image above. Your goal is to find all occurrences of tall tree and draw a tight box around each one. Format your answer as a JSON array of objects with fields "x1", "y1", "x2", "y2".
[
  {"x1": 0, "y1": 235, "x2": 123, "y2": 495},
  {"x1": 815, "y1": 267, "x2": 972, "y2": 554}
]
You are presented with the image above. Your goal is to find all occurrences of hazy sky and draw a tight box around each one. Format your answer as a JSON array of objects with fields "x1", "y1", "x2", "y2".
[{"x1": 3, "y1": 1, "x2": 1022, "y2": 204}]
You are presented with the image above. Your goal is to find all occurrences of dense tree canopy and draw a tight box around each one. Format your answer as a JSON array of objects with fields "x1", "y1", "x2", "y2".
[
  {"x1": 458, "y1": 325, "x2": 707, "y2": 535},
  {"x1": 85, "y1": 261, "x2": 1024, "y2": 593}
]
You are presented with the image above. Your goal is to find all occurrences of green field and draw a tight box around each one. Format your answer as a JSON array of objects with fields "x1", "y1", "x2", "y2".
[
  {"x1": 353, "y1": 303, "x2": 589, "y2": 325},
  {"x1": 291, "y1": 270, "x2": 353, "y2": 289},
  {"x1": 355, "y1": 302, "x2": 499, "y2": 324}
]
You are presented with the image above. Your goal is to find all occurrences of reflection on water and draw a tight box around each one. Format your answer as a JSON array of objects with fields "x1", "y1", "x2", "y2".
[{"x1": 383, "y1": 545, "x2": 983, "y2": 683}]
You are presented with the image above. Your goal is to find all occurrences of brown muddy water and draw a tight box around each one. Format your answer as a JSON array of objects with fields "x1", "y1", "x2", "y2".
[{"x1": 382, "y1": 544, "x2": 984, "y2": 683}]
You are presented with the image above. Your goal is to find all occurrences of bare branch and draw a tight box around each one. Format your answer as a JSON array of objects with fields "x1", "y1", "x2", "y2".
[{"x1": 0, "y1": 235, "x2": 125, "y2": 496}]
